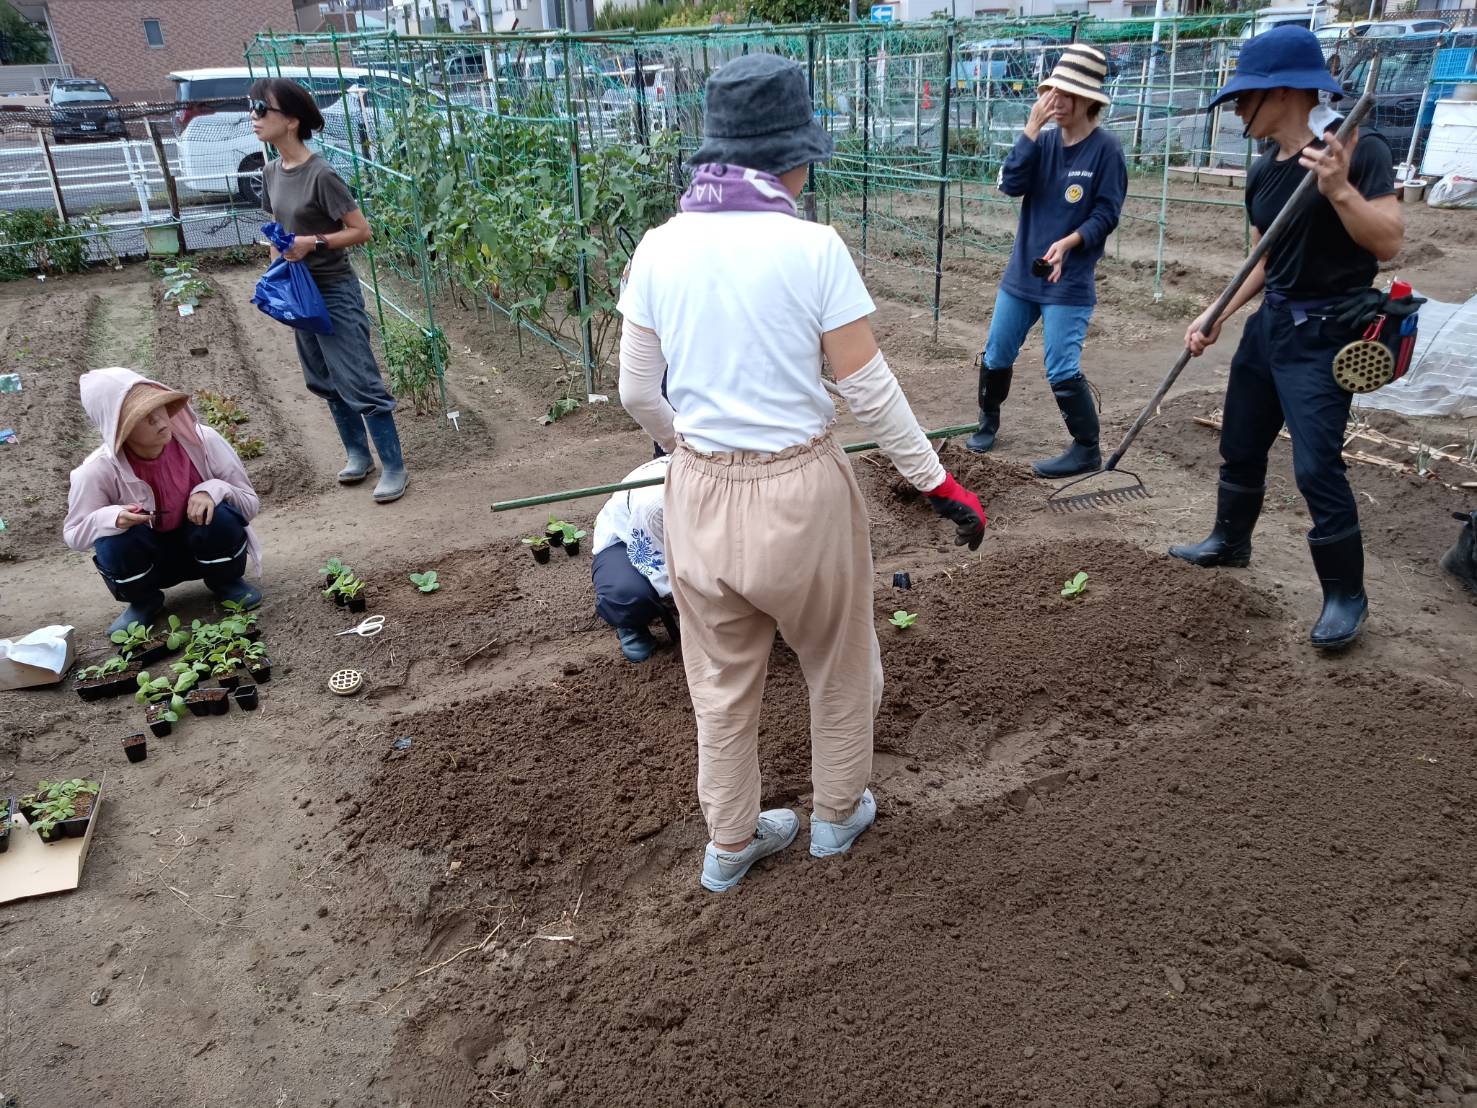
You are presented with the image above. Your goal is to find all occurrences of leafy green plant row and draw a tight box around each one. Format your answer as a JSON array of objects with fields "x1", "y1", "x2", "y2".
[
  {"x1": 0, "y1": 209, "x2": 113, "y2": 280},
  {"x1": 196, "y1": 391, "x2": 265, "y2": 460}
]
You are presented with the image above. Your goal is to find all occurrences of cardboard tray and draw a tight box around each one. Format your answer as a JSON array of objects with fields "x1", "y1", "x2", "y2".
[{"x1": 0, "y1": 776, "x2": 104, "y2": 904}]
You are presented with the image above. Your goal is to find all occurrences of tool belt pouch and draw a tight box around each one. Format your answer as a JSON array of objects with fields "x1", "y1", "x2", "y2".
[{"x1": 1330, "y1": 288, "x2": 1424, "y2": 394}]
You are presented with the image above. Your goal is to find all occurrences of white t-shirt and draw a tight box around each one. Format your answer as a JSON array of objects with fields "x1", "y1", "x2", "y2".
[
  {"x1": 617, "y1": 211, "x2": 876, "y2": 455},
  {"x1": 592, "y1": 457, "x2": 671, "y2": 598}
]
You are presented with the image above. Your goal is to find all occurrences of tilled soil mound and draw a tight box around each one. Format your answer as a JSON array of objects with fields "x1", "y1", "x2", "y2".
[{"x1": 328, "y1": 528, "x2": 1473, "y2": 1106}]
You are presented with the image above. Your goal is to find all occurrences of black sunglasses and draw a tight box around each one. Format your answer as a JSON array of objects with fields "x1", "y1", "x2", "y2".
[{"x1": 249, "y1": 99, "x2": 286, "y2": 119}]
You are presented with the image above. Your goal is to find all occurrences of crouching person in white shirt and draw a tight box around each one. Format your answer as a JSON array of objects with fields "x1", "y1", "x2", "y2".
[{"x1": 591, "y1": 456, "x2": 678, "y2": 663}]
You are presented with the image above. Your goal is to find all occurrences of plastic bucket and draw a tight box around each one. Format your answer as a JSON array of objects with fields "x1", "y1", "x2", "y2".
[{"x1": 1402, "y1": 179, "x2": 1427, "y2": 203}]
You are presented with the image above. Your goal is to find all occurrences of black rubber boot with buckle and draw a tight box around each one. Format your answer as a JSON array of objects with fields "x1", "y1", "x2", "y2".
[
  {"x1": 966, "y1": 359, "x2": 1012, "y2": 454},
  {"x1": 1032, "y1": 374, "x2": 1101, "y2": 479},
  {"x1": 1308, "y1": 527, "x2": 1368, "y2": 650},
  {"x1": 1168, "y1": 481, "x2": 1264, "y2": 568}
]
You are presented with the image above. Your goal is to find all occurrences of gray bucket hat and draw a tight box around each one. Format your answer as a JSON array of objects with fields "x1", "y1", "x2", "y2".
[{"x1": 690, "y1": 53, "x2": 834, "y2": 177}]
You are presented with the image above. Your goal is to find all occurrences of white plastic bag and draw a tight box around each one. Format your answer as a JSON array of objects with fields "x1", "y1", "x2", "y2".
[{"x1": 1426, "y1": 173, "x2": 1477, "y2": 210}]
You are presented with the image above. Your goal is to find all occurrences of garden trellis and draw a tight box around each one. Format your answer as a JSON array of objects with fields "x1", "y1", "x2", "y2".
[{"x1": 245, "y1": 13, "x2": 1267, "y2": 398}]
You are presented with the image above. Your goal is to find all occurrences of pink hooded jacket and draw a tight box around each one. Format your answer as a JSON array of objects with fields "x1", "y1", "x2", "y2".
[{"x1": 63, "y1": 367, "x2": 262, "y2": 574}]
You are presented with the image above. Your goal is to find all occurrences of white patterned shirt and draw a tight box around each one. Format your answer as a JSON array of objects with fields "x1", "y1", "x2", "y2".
[{"x1": 592, "y1": 457, "x2": 671, "y2": 597}]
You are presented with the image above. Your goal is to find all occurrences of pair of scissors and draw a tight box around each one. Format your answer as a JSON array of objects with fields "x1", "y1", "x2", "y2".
[{"x1": 335, "y1": 615, "x2": 386, "y2": 638}]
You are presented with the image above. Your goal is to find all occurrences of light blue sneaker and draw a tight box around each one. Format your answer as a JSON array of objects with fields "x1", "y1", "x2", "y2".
[
  {"x1": 809, "y1": 789, "x2": 877, "y2": 858},
  {"x1": 699, "y1": 809, "x2": 799, "y2": 893}
]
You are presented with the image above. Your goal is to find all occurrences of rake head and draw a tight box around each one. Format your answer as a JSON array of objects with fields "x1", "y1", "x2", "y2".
[{"x1": 1045, "y1": 467, "x2": 1152, "y2": 513}]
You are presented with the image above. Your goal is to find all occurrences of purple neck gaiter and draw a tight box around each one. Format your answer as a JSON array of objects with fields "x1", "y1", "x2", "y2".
[{"x1": 679, "y1": 163, "x2": 797, "y2": 216}]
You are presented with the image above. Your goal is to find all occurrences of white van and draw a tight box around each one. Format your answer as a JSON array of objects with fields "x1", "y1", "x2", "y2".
[
  {"x1": 1239, "y1": 5, "x2": 1333, "y2": 40},
  {"x1": 170, "y1": 66, "x2": 371, "y2": 204}
]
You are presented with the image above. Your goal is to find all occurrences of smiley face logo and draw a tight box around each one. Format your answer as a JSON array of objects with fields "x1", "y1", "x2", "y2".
[{"x1": 1065, "y1": 183, "x2": 1084, "y2": 204}]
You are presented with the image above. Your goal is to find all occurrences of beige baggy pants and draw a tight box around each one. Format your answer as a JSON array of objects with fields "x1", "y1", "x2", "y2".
[{"x1": 664, "y1": 432, "x2": 884, "y2": 845}]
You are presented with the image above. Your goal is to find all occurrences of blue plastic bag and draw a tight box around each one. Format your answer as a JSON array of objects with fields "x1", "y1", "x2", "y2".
[{"x1": 251, "y1": 222, "x2": 333, "y2": 335}]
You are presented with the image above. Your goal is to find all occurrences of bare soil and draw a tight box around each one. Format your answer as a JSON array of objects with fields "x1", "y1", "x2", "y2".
[{"x1": 1, "y1": 186, "x2": 1474, "y2": 1108}]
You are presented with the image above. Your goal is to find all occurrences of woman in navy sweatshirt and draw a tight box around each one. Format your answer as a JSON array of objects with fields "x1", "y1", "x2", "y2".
[{"x1": 966, "y1": 44, "x2": 1127, "y2": 479}]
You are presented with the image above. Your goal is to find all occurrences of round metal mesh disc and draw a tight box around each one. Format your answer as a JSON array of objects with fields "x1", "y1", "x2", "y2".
[
  {"x1": 328, "y1": 669, "x2": 364, "y2": 696},
  {"x1": 1332, "y1": 340, "x2": 1395, "y2": 394}
]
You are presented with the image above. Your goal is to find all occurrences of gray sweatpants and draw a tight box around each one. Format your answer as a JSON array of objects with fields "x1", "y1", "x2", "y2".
[{"x1": 294, "y1": 276, "x2": 396, "y2": 417}]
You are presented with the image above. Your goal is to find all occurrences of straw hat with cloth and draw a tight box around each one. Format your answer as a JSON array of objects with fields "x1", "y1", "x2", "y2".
[
  {"x1": 1039, "y1": 44, "x2": 1111, "y2": 107},
  {"x1": 114, "y1": 381, "x2": 190, "y2": 454}
]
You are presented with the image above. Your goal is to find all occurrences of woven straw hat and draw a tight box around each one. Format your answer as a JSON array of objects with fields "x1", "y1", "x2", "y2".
[
  {"x1": 115, "y1": 381, "x2": 189, "y2": 454},
  {"x1": 1040, "y1": 44, "x2": 1111, "y2": 107}
]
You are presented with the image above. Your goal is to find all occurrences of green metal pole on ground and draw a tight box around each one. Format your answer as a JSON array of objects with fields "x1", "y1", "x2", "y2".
[{"x1": 490, "y1": 422, "x2": 980, "y2": 512}]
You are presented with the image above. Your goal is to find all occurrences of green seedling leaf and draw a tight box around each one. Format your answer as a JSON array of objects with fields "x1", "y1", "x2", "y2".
[
  {"x1": 1060, "y1": 571, "x2": 1090, "y2": 599},
  {"x1": 409, "y1": 570, "x2": 441, "y2": 593},
  {"x1": 888, "y1": 610, "x2": 918, "y2": 630}
]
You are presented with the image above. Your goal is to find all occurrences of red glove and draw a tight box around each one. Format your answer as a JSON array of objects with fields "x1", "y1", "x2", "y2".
[{"x1": 925, "y1": 472, "x2": 986, "y2": 550}]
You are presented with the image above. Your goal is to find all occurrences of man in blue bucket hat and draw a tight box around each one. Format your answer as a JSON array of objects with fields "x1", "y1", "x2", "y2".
[{"x1": 1168, "y1": 24, "x2": 1404, "y2": 651}]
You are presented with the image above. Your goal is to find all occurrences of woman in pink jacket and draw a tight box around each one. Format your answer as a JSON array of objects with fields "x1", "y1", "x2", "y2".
[{"x1": 63, "y1": 367, "x2": 263, "y2": 634}]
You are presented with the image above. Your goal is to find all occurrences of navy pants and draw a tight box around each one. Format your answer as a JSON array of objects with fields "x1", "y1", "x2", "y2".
[
  {"x1": 592, "y1": 543, "x2": 668, "y2": 630},
  {"x1": 1219, "y1": 301, "x2": 1358, "y2": 541},
  {"x1": 294, "y1": 277, "x2": 396, "y2": 417},
  {"x1": 94, "y1": 502, "x2": 249, "y2": 604}
]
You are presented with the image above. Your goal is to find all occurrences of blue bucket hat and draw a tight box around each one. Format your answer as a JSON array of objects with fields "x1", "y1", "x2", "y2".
[
  {"x1": 1209, "y1": 25, "x2": 1344, "y2": 109},
  {"x1": 691, "y1": 53, "x2": 834, "y2": 177}
]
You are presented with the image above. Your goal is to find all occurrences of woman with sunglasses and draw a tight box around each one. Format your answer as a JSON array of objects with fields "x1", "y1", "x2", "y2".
[{"x1": 250, "y1": 78, "x2": 408, "y2": 503}]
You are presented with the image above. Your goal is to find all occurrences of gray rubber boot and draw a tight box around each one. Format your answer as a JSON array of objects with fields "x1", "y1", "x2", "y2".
[
  {"x1": 364, "y1": 411, "x2": 408, "y2": 503},
  {"x1": 327, "y1": 397, "x2": 376, "y2": 485}
]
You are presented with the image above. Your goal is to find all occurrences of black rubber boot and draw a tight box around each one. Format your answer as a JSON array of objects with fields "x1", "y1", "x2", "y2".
[
  {"x1": 965, "y1": 360, "x2": 1012, "y2": 454},
  {"x1": 1032, "y1": 375, "x2": 1101, "y2": 479},
  {"x1": 1440, "y1": 510, "x2": 1477, "y2": 594},
  {"x1": 1308, "y1": 528, "x2": 1368, "y2": 650},
  {"x1": 1168, "y1": 481, "x2": 1264, "y2": 568}
]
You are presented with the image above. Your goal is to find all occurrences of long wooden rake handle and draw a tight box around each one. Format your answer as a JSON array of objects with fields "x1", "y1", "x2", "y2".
[{"x1": 1101, "y1": 61, "x2": 1382, "y2": 476}]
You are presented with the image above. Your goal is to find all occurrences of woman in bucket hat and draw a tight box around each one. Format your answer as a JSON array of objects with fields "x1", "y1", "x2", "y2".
[
  {"x1": 63, "y1": 368, "x2": 263, "y2": 634},
  {"x1": 617, "y1": 53, "x2": 986, "y2": 893},
  {"x1": 1169, "y1": 25, "x2": 1404, "y2": 650},
  {"x1": 965, "y1": 43, "x2": 1127, "y2": 479}
]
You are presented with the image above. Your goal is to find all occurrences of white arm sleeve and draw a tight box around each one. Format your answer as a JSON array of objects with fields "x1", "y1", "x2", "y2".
[
  {"x1": 834, "y1": 351, "x2": 946, "y2": 494},
  {"x1": 618, "y1": 324, "x2": 678, "y2": 455}
]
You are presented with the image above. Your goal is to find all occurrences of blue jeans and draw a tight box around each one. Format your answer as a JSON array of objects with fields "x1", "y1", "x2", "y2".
[
  {"x1": 94, "y1": 502, "x2": 249, "y2": 604},
  {"x1": 294, "y1": 276, "x2": 396, "y2": 417},
  {"x1": 983, "y1": 288, "x2": 1094, "y2": 384},
  {"x1": 1219, "y1": 301, "x2": 1358, "y2": 541}
]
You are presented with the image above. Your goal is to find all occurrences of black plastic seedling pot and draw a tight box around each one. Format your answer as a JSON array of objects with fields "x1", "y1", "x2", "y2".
[
  {"x1": 122, "y1": 733, "x2": 148, "y2": 763},
  {"x1": 530, "y1": 544, "x2": 550, "y2": 564},
  {"x1": 185, "y1": 690, "x2": 213, "y2": 718},
  {"x1": 145, "y1": 704, "x2": 173, "y2": 738},
  {"x1": 233, "y1": 684, "x2": 259, "y2": 710},
  {"x1": 347, "y1": 594, "x2": 367, "y2": 614},
  {"x1": 893, "y1": 572, "x2": 911, "y2": 590},
  {"x1": 129, "y1": 637, "x2": 171, "y2": 668},
  {"x1": 59, "y1": 793, "x2": 97, "y2": 839},
  {"x1": 191, "y1": 687, "x2": 229, "y2": 715},
  {"x1": 333, "y1": 592, "x2": 347, "y2": 607},
  {"x1": 565, "y1": 538, "x2": 582, "y2": 557},
  {"x1": 218, "y1": 671, "x2": 243, "y2": 691},
  {"x1": 546, "y1": 528, "x2": 566, "y2": 549},
  {"x1": 75, "y1": 666, "x2": 140, "y2": 703},
  {"x1": 248, "y1": 661, "x2": 271, "y2": 684}
]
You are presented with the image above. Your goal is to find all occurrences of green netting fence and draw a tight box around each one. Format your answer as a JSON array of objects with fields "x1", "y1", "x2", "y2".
[{"x1": 246, "y1": 14, "x2": 1267, "y2": 401}]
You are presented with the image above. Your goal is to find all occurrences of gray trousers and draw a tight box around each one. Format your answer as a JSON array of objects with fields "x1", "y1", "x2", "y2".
[{"x1": 294, "y1": 276, "x2": 396, "y2": 417}]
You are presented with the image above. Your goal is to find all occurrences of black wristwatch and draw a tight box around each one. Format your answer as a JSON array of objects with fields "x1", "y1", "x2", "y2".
[{"x1": 314, "y1": 235, "x2": 328, "y2": 253}]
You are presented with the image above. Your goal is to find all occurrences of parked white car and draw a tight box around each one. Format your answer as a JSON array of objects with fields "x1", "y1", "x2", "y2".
[{"x1": 170, "y1": 66, "x2": 373, "y2": 204}]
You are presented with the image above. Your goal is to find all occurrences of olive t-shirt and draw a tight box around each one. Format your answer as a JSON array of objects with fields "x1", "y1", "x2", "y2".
[
  {"x1": 260, "y1": 154, "x2": 358, "y2": 285},
  {"x1": 1246, "y1": 129, "x2": 1395, "y2": 300}
]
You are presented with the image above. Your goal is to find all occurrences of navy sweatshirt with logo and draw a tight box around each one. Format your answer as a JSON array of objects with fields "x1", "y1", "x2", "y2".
[{"x1": 998, "y1": 126, "x2": 1127, "y2": 307}]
